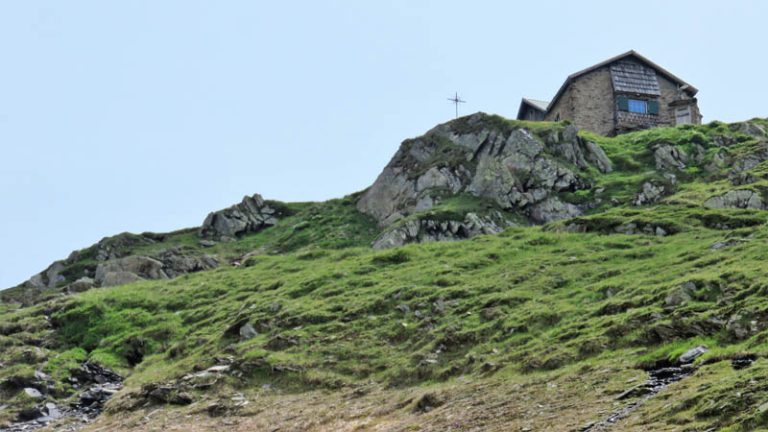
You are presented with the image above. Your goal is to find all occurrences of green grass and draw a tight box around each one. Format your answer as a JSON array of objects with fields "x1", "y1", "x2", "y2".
[{"x1": 2, "y1": 117, "x2": 768, "y2": 429}]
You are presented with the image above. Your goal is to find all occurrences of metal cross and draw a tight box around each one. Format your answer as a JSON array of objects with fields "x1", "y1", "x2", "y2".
[{"x1": 447, "y1": 92, "x2": 466, "y2": 118}]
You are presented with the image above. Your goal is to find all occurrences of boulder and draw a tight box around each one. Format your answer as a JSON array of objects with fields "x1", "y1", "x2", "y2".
[
  {"x1": 731, "y1": 121, "x2": 767, "y2": 138},
  {"x1": 529, "y1": 197, "x2": 581, "y2": 223},
  {"x1": 67, "y1": 277, "x2": 95, "y2": 293},
  {"x1": 200, "y1": 194, "x2": 280, "y2": 240},
  {"x1": 653, "y1": 144, "x2": 688, "y2": 171},
  {"x1": 665, "y1": 281, "x2": 696, "y2": 307},
  {"x1": 634, "y1": 182, "x2": 666, "y2": 206},
  {"x1": 679, "y1": 346, "x2": 708, "y2": 364},
  {"x1": 154, "y1": 248, "x2": 219, "y2": 278},
  {"x1": 703, "y1": 190, "x2": 764, "y2": 210},
  {"x1": 95, "y1": 256, "x2": 168, "y2": 287},
  {"x1": 26, "y1": 261, "x2": 66, "y2": 289},
  {"x1": 23, "y1": 388, "x2": 43, "y2": 399},
  {"x1": 726, "y1": 313, "x2": 758, "y2": 340},
  {"x1": 239, "y1": 323, "x2": 258, "y2": 340}
]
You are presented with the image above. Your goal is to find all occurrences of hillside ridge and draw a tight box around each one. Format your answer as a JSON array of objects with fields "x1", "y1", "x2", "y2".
[{"x1": 4, "y1": 114, "x2": 768, "y2": 431}]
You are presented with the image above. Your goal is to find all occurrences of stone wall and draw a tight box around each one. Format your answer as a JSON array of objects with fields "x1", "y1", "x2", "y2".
[
  {"x1": 544, "y1": 64, "x2": 702, "y2": 136},
  {"x1": 544, "y1": 86, "x2": 574, "y2": 124},
  {"x1": 616, "y1": 73, "x2": 701, "y2": 133},
  {"x1": 519, "y1": 106, "x2": 545, "y2": 121},
  {"x1": 545, "y1": 67, "x2": 615, "y2": 136}
]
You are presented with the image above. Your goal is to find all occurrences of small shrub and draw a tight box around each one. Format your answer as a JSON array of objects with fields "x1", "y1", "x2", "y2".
[{"x1": 372, "y1": 249, "x2": 411, "y2": 265}]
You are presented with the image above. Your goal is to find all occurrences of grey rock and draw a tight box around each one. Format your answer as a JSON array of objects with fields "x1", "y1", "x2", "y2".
[
  {"x1": 154, "y1": 248, "x2": 218, "y2": 278},
  {"x1": 679, "y1": 346, "x2": 708, "y2": 364},
  {"x1": 529, "y1": 197, "x2": 581, "y2": 223},
  {"x1": 200, "y1": 194, "x2": 279, "y2": 240},
  {"x1": 93, "y1": 233, "x2": 158, "y2": 262},
  {"x1": 357, "y1": 113, "x2": 608, "y2": 229},
  {"x1": 26, "y1": 261, "x2": 65, "y2": 289},
  {"x1": 372, "y1": 212, "x2": 512, "y2": 249},
  {"x1": 23, "y1": 388, "x2": 43, "y2": 399},
  {"x1": 239, "y1": 323, "x2": 258, "y2": 340},
  {"x1": 199, "y1": 240, "x2": 217, "y2": 248},
  {"x1": 653, "y1": 144, "x2": 688, "y2": 171},
  {"x1": 614, "y1": 223, "x2": 637, "y2": 235},
  {"x1": 95, "y1": 256, "x2": 168, "y2": 287},
  {"x1": 584, "y1": 141, "x2": 613, "y2": 173},
  {"x1": 731, "y1": 121, "x2": 767, "y2": 138},
  {"x1": 727, "y1": 313, "x2": 758, "y2": 340},
  {"x1": 665, "y1": 281, "x2": 696, "y2": 307},
  {"x1": 634, "y1": 182, "x2": 665, "y2": 206},
  {"x1": 68, "y1": 277, "x2": 95, "y2": 293},
  {"x1": 710, "y1": 239, "x2": 747, "y2": 250},
  {"x1": 704, "y1": 189, "x2": 764, "y2": 210}
]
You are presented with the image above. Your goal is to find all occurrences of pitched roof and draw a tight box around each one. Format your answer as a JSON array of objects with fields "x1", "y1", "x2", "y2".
[
  {"x1": 516, "y1": 98, "x2": 550, "y2": 119},
  {"x1": 522, "y1": 98, "x2": 550, "y2": 112},
  {"x1": 547, "y1": 50, "x2": 697, "y2": 113}
]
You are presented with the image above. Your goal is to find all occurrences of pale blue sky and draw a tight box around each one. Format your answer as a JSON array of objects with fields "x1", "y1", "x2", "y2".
[{"x1": 1, "y1": 1, "x2": 765, "y2": 288}]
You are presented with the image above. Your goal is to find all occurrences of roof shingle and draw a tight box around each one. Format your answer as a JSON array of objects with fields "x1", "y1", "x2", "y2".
[{"x1": 610, "y1": 61, "x2": 660, "y2": 95}]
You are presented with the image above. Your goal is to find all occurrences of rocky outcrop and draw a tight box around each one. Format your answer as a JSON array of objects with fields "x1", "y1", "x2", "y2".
[
  {"x1": 372, "y1": 212, "x2": 513, "y2": 249},
  {"x1": 653, "y1": 144, "x2": 688, "y2": 171},
  {"x1": 704, "y1": 190, "x2": 764, "y2": 210},
  {"x1": 95, "y1": 256, "x2": 168, "y2": 287},
  {"x1": 200, "y1": 194, "x2": 280, "y2": 240},
  {"x1": 634, "y1": 182, "x2": 666, "y2": 206},
  {"x1": 357, "y1": 113, "x2": 612, "y2": 231},
  {"x1": 22, "y1": 232, "x2": 173, "y2": 291},
  {"x1": 154, "y1": 248, "x2": 219, "y2": 278},
  {"x1": 93, "y1": 251, "x2": 219, "y2": 288}
]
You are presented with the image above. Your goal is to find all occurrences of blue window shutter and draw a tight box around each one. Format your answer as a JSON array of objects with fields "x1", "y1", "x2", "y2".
[
  {"x1": 617, "y1": 96, "x2": 629, "y2": 111},
  {"x1": 648, "y1": 100, "x2": 660, "y2": 115}
]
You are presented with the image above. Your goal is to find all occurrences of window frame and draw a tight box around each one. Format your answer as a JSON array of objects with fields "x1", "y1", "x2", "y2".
[
  {"x1": 617, "y1": 95, "x2": 660, "y2": 116},
  {"x1": 627, "y1": 99, "x2": 648, "y2": 114}
]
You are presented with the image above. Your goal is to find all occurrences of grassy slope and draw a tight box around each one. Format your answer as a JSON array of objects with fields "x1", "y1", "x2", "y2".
[
  {"x1": 3, "y1": 118, "x2": 768, "y2": 430},
  {"x1": 4, "y1": 223, "x2": 768, "y2": 429}
]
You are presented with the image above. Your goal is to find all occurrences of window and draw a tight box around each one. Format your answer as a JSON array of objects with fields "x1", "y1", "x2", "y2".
[
  {"x1": 617, "y1": 96, "x2": 659, "y2": 115},
  {"x1": 628, "y1": 99, "x2": 648, "y2": 114},
  {"x1": 675, "y1": 106, "x2": 691, "y2": 125}
]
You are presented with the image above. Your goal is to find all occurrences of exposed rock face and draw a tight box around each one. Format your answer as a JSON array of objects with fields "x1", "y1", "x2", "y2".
[
  {"x1": 95, "y1": 256, "x2": 168, "y2": 287},
  {"x1": 704, "y1": 190, "x2": 764, "y2": 210},
  {"x1": 67, "y1": 277, "x2": 95, "y2": 293},
  {"x1": 653, "y1": 144, "x2": 688, "y2": 171},
  {"x1": 529, "y1": 197, "x2": 581, "y2": 223},
  {"x1": 93, "y1": 251, "x2": 219, "y2": 288},
  {"x1": 731, "y1": 121, "x2": 767, "y2": 138},
  {"x1": 154, "y1": 248, "x2": 219, "y2": 278},
  {"x1": 634, "y1": 182, "x2": 666, "y2": 206},
  {"x1": 21, "y1": 232, "x2": 171, "y2": 292},
  {"x1": 27, "y1": 262, "x2": 66, "y2": 290},
  {"x1": 357, "y1": 113, "x2": 612, "y2": 232},
  {"x1": 200, "y1": 194, "x2": 279, "y2": 240},
  {"x1": 372, "y1": 212, "x2": 512, "y2": 249}
]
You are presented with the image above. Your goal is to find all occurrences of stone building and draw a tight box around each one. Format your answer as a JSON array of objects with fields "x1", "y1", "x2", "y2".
[{"x1": 517, "y1": 50, "x2": 701, "y2": 135}]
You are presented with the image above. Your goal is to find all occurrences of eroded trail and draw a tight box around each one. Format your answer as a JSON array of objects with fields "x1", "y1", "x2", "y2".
[{"x1": 579, "y1": 364, "x2": 695, "y2": 432}]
